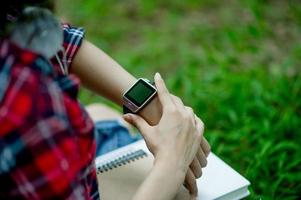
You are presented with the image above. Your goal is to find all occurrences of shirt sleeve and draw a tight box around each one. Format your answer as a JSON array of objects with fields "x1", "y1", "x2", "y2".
[{"x1": 62, "y1": 23, "x2": 85, "y2": 72}]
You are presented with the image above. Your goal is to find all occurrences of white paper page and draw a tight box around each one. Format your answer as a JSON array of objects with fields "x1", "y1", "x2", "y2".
[{"x1": 197, "y1": 153, "x2": 250, "y2": 199}]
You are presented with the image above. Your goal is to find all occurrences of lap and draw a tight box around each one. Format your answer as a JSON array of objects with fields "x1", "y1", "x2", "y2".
[{"x1": 85, "y1": 103, "x2": 141, "y2": 156}]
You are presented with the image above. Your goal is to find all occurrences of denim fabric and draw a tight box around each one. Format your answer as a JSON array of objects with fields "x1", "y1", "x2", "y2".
[{"x1": 94, "y1": 120, "x2": 141, "y2": 156}]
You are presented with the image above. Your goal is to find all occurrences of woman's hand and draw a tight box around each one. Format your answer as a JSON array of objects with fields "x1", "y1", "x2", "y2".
[{"x1": 124, "y1": 73, "x2": 205, "y2": 197}]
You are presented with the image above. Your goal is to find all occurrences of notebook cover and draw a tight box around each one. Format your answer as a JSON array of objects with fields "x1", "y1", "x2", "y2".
[{"x1": 96, "y1": 140, "x2": 250, "y2": 200}]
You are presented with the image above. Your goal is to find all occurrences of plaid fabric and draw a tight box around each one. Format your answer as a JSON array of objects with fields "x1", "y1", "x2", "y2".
[{"x1": 0, "y1": 25, "x2": 99, "y2": 200}]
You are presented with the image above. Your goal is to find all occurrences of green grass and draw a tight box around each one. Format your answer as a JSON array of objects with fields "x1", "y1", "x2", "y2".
[{"x1": 57, "y1": 0, "x2": 301, "y2": 198}]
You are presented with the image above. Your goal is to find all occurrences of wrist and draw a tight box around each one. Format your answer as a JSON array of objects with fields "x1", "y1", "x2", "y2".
[
  {"x1": 133, "y1": 152, "x2": 186, "y2": 200},
  {"x1": 153, "y1": 153, "x2": 187, "y2": 183},
  {"x1": 120, "y1": 77, "x2": 137, "y2": 100},
  {"x1": 138, "y1": 96, "x2": 162, "y2": 126}
]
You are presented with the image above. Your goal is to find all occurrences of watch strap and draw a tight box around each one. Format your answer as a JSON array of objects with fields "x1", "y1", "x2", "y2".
[{"x1": 123, "y1": 105, "x2": 133, "y2": 114}]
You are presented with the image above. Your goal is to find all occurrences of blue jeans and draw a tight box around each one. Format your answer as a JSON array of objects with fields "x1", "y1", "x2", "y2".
[
  {"x1": 94, "y1": 120, "x2": 141, "y2": 157},
  {"x1": 92, "y1": 120, "x2": 141, "y2": 200}
]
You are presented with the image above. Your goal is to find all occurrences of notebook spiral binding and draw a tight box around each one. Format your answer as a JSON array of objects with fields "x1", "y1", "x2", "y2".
[{"x1": 97, "y1": 149, "x2": 148, "y2": 174}]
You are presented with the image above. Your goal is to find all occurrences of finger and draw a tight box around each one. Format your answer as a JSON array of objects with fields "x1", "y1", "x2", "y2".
[
  {"x1": 201, "y1": 137, "x2": 211, "y2": 157},
  {"x1": 195, "y1": 116, "x2": 210, "y2": 156},
  {"x1": 123, "y1": 114, "x2": 150, "y2": 135},
  {"x1": 194, "y1": 116, "x2": 210, "y2": 156},
  {"x1": 189, "y1": 157, "x2": 202, "y2": 178},
  {"x1": 171, "y1": 95, "x2": 186, "y2": 114},
  {"x1": 185, "y1": 106, "x2": 196, "y2": 126},
  {"x1": 183, "y1": 169, "x2": 198, "y2": 197},
  {"x1": 190, "y1": 196, "x2": 198, "y2": 200},
  {"x1": 170, "y1": 94, "x2": 184, "y2": 107},
  {"x1": 197, "y1": 147, "x2": 207, "y2": 168},
  {"x1": 154, "y1": 73, "x2": 174, "y2": 110},
  {"x1": 195, "y1": 115, "x2": 205, "y2": 136},
  {"x1": 170, "y1": 95, "x2": 195, "y2": 127}
]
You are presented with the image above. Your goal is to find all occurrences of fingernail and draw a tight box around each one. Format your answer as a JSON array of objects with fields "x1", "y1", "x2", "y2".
[
  {"x1": 123, "y1": 114, "x2": 132, "y2": 120},
  {"x1": 155, "y1": 72, "x2": 161, "y2": 80}
]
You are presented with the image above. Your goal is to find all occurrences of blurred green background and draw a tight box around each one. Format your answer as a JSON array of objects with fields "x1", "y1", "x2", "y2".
[{"x1": 57, "y1": 0, "x2": 301, "y2": 199}]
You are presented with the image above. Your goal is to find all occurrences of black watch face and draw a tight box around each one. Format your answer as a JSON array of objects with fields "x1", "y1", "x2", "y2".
[{"x1": 125, "y1": 79, "x2": 156, "y2": 107}]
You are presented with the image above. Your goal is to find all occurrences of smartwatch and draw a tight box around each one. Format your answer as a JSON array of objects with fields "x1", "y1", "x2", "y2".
[{"x1": 123, "y1": 78, "x2": 157, "y2": 114}]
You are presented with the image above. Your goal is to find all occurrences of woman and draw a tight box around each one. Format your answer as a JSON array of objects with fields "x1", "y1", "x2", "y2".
[{"x1": 0, "y1": 1, "x2": 210, "y2": 199}]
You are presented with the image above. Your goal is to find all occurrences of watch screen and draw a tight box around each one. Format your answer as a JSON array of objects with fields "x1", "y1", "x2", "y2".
[{"x1": 125, "y1": 79, "x2": 156, "y2": 107}]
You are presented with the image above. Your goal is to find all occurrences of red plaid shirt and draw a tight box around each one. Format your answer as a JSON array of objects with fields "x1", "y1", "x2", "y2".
[{"x1": 0, "y1": 24, "x2": 99, "y2": 200}]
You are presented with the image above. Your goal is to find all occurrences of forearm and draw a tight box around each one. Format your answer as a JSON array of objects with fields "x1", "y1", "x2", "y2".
[
  {"x1": 71, "y1": 40, "x2": 135, "y2": 104},
  {"x1": 71, "y1": 40, "x2": 161, "y2": 125},
  {"x1": 133, "y1": 160, "x2": 185, "y2": 200}
]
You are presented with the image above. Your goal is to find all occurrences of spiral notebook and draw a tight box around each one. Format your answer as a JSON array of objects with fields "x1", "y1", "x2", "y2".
[{"x1": 95, "y1": 140, "x2": 250, "y2": 200}]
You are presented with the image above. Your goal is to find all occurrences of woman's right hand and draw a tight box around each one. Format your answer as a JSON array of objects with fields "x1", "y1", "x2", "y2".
[{"x1": 124, "y1": 73, "x2": 205, "y2": 187}]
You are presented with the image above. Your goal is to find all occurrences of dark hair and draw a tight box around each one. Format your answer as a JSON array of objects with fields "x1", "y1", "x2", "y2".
[{"x1": 0, "y1": 0, "x2": 54, "y2": 37}]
